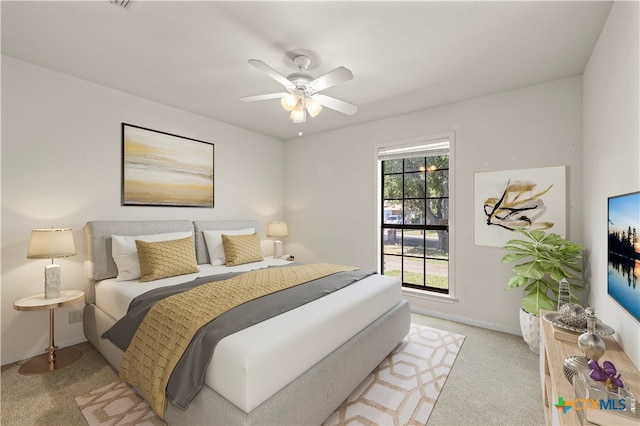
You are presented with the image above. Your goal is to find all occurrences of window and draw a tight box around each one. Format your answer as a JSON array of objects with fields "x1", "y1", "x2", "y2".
[{"x1": 378, "y1": 136, "x2": 451, "y2": 294}]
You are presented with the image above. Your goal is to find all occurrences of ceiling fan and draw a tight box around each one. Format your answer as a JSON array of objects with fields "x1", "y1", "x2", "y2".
[{"x1": 239, "y1": 54, "x2": 358, "y2": 123}]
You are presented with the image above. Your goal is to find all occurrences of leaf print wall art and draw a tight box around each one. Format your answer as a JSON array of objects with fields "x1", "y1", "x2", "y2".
[{"x1": 474, "y1": 166, "x2": 566, "y2": 247}]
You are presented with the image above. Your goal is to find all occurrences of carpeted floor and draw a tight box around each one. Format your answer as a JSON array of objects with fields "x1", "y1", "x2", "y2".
[
  {"x1": 1, "y1": 313, "x2": 546, "y2": 425},
  {"x1": 73, "y1": 323, "x2": 463, "y2": 426},
  {"x1": 412, "y1": 314, "x2": 545, "y2": 426},
  {"x1": 0, "y1": 341, "x2": 118, "y2": 426}
]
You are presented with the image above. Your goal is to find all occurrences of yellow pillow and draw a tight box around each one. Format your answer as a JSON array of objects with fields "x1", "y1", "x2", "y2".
[
  {"x1": 135, "y1": 236, "x2": 200, "y2": 282},
  {"x1": 221, "y1": 232, "x2": 264, "y2": 266}
]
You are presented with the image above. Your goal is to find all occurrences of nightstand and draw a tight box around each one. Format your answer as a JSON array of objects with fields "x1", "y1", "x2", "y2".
[{"x1": 13, "y1": 289, "x2": 85, "y2": 375}]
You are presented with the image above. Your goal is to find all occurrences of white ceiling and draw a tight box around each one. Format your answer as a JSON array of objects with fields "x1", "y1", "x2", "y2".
[{"x1": 1, "y1": 1, "x2": 612, "y2": 140}]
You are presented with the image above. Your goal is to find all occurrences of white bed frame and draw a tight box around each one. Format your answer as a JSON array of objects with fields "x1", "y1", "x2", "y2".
[{"x1": 82, "y1": 220, "x2": 410, "y2": 425}]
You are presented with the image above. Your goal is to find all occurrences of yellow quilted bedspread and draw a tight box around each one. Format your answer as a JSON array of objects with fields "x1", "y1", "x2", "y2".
[{"x1": 119, "y1": 263, "x2": 357, "y2": 418}]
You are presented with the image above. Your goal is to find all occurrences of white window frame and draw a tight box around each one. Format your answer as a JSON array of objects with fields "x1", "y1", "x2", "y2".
[{"x1": 374, "y1": 131, "x2": 456, "y2": 302}]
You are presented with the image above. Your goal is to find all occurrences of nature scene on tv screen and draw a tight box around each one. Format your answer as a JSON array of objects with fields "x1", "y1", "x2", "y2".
[{"x1": 607, "y1": 191, "x2": 640, "y2": 321}]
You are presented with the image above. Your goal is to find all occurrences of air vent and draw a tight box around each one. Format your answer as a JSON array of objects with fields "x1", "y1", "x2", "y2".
[{"x1": 110, "y1": 0, "x2": 131, "y2": 8}]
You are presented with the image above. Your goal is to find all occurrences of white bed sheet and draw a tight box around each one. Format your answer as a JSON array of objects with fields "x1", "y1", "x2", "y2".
[
  {"x1": 95, "y1": 258, "x2": 291, "y2": 321},
  {"x1": 95, "y1": 260, "x2": 401, "y2": 413}
]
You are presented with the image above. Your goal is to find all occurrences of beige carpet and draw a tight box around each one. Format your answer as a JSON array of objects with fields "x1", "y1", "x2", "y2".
[{"x1": 75, "y1": 323, "x2": 464, "y2": 426}]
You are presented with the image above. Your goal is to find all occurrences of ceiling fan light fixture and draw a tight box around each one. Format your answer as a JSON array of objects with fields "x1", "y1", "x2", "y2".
[
  {"x1": 243, "y1": 55, "x2": 357, "y2": 123},
  {"x1": 306, "y1": 98, "x2": 322, "y2": 117},
  {"x1": 290, "y1": 101, "x2": 306, "y2": 123},
  {"x1": 280, "y1": 93, "x2": 299, "y2": 111}
]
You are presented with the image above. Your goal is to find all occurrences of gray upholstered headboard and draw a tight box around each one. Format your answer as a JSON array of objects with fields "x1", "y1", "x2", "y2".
[{"x1": 83, "y1": 219, "x2": 258, "y2": 303}]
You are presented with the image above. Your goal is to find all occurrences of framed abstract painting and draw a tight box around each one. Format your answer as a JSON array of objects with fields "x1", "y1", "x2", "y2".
[
  {"x1": 121, "y1": 123, "x2": 214, "y2": 207},
  {"x1": 474, "y1": 166, "x2": 566, "y2": 247}
]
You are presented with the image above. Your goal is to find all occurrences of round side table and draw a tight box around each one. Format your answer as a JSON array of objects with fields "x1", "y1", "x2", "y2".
[{"x1": 13, "y1": 289, "x2": 85, "y2": 375}]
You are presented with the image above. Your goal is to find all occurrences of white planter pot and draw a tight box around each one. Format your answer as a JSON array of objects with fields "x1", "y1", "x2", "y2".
[{"x1": 519, "y1": 308, "x2": 540, "y2": 354}]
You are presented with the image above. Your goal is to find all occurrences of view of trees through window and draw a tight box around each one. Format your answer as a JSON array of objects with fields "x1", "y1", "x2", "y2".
[{"x1": 381, "y1": 153, "x2": 449, "y2": 293}]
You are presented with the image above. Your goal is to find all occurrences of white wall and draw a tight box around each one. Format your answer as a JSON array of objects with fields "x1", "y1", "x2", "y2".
[
  {"x1": 3, "y1": 1, "x2": 637, "y2": 370},
  {"x1": 1, "y1": 56, "x2": 285, "y2": 364},
  {"x1": 285, "y1": 76, "x2": 584, "y2": 335},
  {"x1": 583, "y1": 1, "x2": 640, "y2": 369}
]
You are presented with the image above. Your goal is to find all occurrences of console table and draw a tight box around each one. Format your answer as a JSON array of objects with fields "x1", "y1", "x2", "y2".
[{"x1": 540, "y1": 310, "x2": 640, "y2": 425}]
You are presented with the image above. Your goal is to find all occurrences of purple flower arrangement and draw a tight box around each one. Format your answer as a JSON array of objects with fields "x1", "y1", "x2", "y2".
[{"x1": 588, "y1": 359, "x2": 625, "y2": 390}]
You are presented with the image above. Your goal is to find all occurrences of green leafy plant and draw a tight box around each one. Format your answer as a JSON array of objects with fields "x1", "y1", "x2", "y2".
[{"x1": 502, "y1": 228, "x2": 584, "y2": 316}]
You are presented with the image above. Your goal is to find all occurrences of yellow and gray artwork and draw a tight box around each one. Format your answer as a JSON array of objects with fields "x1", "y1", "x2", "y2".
[{"x1": 122, "y1": 124, "x2": 214, "y2": 207}]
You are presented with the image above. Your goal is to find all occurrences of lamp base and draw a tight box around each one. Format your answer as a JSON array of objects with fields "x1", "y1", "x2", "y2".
[
  {"x1": 44, "y1": 264, "x2": 60, "y2": 299},
  {"x1": 18, "y1": 347, "x2": 82, "y2": 375},
  {"x1": 272, "y1": 240, "x2": 283, "y2": 258}
]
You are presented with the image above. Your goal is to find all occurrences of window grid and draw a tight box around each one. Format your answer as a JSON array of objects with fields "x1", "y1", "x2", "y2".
[{"x1": 381, "y1": 156, "x2": 449, "y2": 293}]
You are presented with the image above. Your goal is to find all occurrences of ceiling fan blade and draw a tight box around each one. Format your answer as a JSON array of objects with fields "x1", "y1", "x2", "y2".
[
  {"x1": 312, "y1": 94, "x2": 358, "y2": 116},
  {"x1": 239, "y1": 92, "x2": 288, "y2": 102},
  {"x1": 308, "y1": 67, "x2": 353, "y2": 92},
  {"x1": 248, "y1": 59, "x2": 295, "y2": 91}
]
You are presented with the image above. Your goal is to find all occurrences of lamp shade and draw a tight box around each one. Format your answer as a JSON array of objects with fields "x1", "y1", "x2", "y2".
[
  {"x1": 266, "y1": 222, "x2": 289, "y2": 238},
  {"x1": 290, "y1": 102, "x2": 306, "y2": 123},
  {"x1": 27, "y1": 228, "x2": 76, "y2": 259},
  {"x1": 306, "y1": 98, "x2": 323, "y2": 117},
  {"x1": 281, "y1": 93, "x2": 299, "y2": 111}
]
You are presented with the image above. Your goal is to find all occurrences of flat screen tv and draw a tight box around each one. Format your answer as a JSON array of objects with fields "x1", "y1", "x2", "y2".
[{"x1": 607, "y1": 191, "x2": 640, "y2": 322}]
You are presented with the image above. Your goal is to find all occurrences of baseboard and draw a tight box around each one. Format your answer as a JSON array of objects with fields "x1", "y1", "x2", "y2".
[{"x1": 410, "y1": 305, "x2": 522, "y2": 336}]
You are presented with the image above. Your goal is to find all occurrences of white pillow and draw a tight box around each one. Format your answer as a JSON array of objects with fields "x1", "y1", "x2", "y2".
[
  {"x1": 111, "y1": 231, "x2": 193, "y2": 281},
  {"x1": 203, "y1": 228, "x2": 255, "y2": 265}
]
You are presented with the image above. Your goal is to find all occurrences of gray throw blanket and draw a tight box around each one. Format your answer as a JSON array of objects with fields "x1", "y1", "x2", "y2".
[{"x1": 102, "y1": 264, "x2": 374, "y2": 411}]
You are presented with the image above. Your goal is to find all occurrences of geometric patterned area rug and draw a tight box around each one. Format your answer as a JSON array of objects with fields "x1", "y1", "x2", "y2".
[
  {"x1": 75, "y1": 323, "x2": 464, "y2": 426},
  {"x1": 324, "y1": 323, "x2": 465, "y2": 425},
  {"x1": 75, "y1": 381, "x2": 165, "y2": 426}
]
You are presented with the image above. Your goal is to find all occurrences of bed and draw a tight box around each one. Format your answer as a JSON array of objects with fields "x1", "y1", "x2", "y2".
[{"x1": 82, "y1": 219, "x2": 410, "y2": 425}]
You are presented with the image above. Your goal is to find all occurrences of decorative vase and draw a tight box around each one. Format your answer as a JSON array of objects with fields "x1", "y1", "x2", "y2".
[
  {"x1": 578, "y1": 307, "x2": 606, "y2": 361},
  {"x1": 562, "y1": 355, "x2": 590, "y2": 384},
  {"x1": 519, "y1": 308, "x2": 540, "y2": 354}
]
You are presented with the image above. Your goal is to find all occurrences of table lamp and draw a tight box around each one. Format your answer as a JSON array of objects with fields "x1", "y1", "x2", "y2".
[
  {"x1": 266, "y1": 221, "x2": 288, "y2": 258},
  {"x1": 27, "y1": 228, "x2": 76, "y2": 299}
]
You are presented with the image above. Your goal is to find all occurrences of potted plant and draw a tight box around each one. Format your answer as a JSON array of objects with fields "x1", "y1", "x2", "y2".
[{"x1": 502, "y1": 228, "x2": 584, "y2": 353}]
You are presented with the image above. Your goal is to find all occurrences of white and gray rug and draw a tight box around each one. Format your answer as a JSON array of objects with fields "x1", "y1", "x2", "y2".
[{"x1": 75, "y1": 323, "x2": 464, "y2": 425}]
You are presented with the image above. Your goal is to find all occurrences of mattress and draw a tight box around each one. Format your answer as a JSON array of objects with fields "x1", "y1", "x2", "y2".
[{"x1": 96, "y1": 260, "x2": 400, "y2": 412}]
